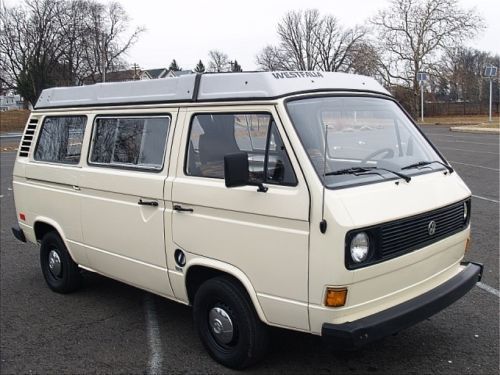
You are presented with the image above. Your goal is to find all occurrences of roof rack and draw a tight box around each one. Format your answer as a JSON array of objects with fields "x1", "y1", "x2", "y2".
[{"x1": 35, "y1": 72, "x2": 390, "y2": 109}]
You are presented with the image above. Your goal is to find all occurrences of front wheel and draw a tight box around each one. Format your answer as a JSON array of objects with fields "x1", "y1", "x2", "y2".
[
  {"x1": 40, "y1": 232, "x2": 82, "y2": 293},
  {"x1": 193, "y1": 276, "x2": 270, "y2": 369}
]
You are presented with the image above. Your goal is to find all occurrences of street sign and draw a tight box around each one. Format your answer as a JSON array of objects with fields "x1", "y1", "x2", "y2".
[
  {"x1": 484, "y1": 66, "x2": 498, "y2": 77},
  {"x1": 417, "y1": 72, "x2": 428, "y2": 82}
]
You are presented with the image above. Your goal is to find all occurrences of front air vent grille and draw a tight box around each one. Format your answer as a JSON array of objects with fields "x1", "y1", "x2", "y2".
[{"x1": 18, "y1": 118, "x2": 39, "y2": 157}]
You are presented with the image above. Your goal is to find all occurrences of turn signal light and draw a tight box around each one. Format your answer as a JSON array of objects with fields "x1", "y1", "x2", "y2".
[{"x1": 325, "y1": 287, "x2": 348, "y2": 307}]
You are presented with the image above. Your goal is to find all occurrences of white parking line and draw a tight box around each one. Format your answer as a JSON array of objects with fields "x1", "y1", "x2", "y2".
[
  {"x1": 144, "y1": 294, "x2": 163, "y2": 375},
  {"x1": 472, "y1": 195, "x2": 499, "y2": 203},
  {"x1": 433, "y1": 139, "x2": 499, "y2": 146},
  {"x1": 438, "y1": 147, "x2": 499, "y2": 155},
  {"x1": 449, "y1": 161, "x2": 500, "y2": 172},
  {"x1": 476, "y1": 282, "x2": 500, "y2": 297}
]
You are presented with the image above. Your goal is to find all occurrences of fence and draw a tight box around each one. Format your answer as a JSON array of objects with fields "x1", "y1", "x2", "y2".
[{"x1": 424, "y1": 101, "x2": 500, "y2": 117}]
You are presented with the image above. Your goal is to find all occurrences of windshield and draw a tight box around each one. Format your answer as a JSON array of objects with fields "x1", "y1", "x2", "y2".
[{"x1": 286, "y1": 96, "x2": 445, "y2": 188}]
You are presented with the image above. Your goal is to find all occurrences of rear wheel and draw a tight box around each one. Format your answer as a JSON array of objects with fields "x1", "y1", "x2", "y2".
[
  {"x1": 193, "y1": 276, "x2": 269, "y2": 369},
  {"x1": 40, "y1": 232, "x2": 82, "y2": 293}
]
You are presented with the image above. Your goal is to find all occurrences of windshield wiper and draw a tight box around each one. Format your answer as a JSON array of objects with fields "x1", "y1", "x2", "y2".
[
  {"x1": 401, "y1": 160, "x2": 454, "y2": 174},
  {"x1": 326, "y1": 166, "x2": 411, "y2": 183}
]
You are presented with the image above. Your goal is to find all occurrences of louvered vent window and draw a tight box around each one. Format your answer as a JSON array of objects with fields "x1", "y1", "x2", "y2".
[{"x1": 18, "y1": 118, "x2": 39, "y2": 157}]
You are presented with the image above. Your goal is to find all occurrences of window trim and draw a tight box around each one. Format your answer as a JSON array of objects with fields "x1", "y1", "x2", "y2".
[
  {"x1": 33, "y1": 115, "x2": 88, "y2": 166},
  {"x1": 88, "y1": 114, "x2": 172, "y2": 173},
  {"x1": 183, "y1": 111, "x2": 298, "y2": 187}
]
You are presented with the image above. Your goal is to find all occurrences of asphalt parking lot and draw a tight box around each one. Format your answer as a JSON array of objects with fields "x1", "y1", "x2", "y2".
[{"x1": 0, "y1": 125, "x2": 498, "y2": 374}]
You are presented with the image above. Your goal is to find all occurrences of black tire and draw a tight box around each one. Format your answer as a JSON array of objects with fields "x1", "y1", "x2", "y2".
[
  {"x1": 193, "y1": 276, "x2": 270, "y2": 369},
  {"x1": 40, "y1": 232, "x2": 82, "y2": 293}
]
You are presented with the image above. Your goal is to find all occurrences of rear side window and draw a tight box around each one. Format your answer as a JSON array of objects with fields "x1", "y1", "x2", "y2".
[
  {"x1": 90, "y1": 116, "x2": 170, "y2": 170},
  {"x1": 185, "y1": 113, "x2": 297, "y2": 186},
  {"x1": 34, "y1": 116, "x2": 86, "y2": 164}
]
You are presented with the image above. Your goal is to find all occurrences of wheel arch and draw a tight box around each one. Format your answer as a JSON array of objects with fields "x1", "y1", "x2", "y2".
[
  {"x1": 185, "y1": 259, "x2": 269, "y2": 325},
  {"x1": 33, "y1": 217, "x2": 77, "y2": 261}
]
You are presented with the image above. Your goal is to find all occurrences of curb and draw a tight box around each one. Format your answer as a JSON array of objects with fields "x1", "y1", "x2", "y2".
[{"x1": 450, "y1": 126, "x2": 500, "y2": 134}]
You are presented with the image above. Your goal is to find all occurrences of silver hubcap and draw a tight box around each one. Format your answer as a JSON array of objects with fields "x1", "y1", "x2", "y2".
[
  {"x1": 48, "y1": 250, "x2": 62, "y2": 277},
  {"x1": 209, "y1": 307, "x2": 234, "y2": 344}
]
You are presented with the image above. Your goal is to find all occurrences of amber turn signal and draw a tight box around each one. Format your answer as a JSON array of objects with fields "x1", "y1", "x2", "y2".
[{"x1": 325, "y1": 287, "x2": 348, "y2": 307}]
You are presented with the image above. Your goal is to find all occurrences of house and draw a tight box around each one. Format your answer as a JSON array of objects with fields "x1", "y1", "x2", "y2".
[
  {"x1": 165, "y1": 69, "x2": 193, "y2": 78},
  {"x1": 0, "y1": 94, "x2": 25, "y2": 111},
  {"x1": 146, "y1": 68, "x2": 168, "y2": 79},
  {"x1": 83, "y1": 69, "x2": 152, "y2": 84}
]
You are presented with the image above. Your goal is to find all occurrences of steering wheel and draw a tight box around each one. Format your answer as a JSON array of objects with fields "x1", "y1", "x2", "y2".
[{"x1": 361, "y1": 148, "x2": 394, "y2": 164}]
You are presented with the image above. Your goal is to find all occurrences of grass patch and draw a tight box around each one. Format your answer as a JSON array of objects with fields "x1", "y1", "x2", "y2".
[
  {"x1": 417, "y1": 115, "x2": 499, "y2": 126},
  {"x1": 0, "y1": 110, "x2": 31, "y2": 132}
]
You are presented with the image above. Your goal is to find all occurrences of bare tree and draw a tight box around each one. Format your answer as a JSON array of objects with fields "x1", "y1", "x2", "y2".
[
  {"x1": 255, "y1": 45, "x2": 291, "y2": 71},
  {"x1": 439, "y1": 47, "x2": 499, "y2": 103},
  {"x1": 208, "y1": 50, "x2": 230, "y2": 72},
  {"x1": 277, "y1": 9, "x2": 320, "y2": 70},
  {"x1": 256, "y1": 9, "x2": 367, "y2": 72},
  {"x1": 0, "y1": 0, "x2": 144, "y2": 104},
  {"x1": 0, "y1": 0, "x2": 67, "y2": 105},
  {"x1": 371, "y1": 0, "x2": 484, "y2": 114},
  {"x1": 83, "y1": 1, "x2": 144, "y2": 83}
]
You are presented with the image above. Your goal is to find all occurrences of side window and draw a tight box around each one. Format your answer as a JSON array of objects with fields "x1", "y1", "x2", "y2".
[
  {"x1": 185, "y1": 113, "x2": 297, "y2": 185},
  {"x1": 90, "y1": 116, "x2": 170, "y2": 170},
  {"x1": 34, "y1": 116, "x2": 86, "y2": 164}
]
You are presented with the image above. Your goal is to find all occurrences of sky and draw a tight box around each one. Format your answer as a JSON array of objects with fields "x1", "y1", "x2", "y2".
[{"x1": 5, "y1": 0, "x2": 500, "y2": 71}]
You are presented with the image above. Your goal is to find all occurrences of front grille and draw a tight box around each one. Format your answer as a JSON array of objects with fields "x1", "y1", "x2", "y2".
[
  {"x1": 345, "y1": 199, "x2": 470, "y2": 269},
  {"x1": 379, "y1": 200, "x2": 468, "y2": 259},
  {"x1": 18, "y1": 118, "x2": 39, "y2": 157}
]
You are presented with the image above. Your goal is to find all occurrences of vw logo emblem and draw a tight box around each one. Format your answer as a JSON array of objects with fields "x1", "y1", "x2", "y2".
[{"x1": 428, "y1": 220, "x2": 436, "y2": 236}]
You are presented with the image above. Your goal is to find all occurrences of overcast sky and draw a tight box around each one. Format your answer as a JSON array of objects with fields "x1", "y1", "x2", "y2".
[{"x1": 6, "y1": 0, "x2": 500, "y2": 71}]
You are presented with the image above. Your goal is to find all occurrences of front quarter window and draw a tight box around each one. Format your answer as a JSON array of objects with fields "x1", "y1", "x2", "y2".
[{"x1": 287, "y1": 96, "x2": 444, "y2": 189}]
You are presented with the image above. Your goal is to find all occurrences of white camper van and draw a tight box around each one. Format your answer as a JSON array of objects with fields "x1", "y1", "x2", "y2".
[{"x1": 12, "y1": 72, "x2": 482, "y2": 369}]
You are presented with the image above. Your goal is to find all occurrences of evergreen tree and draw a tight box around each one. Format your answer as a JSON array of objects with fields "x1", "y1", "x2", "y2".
[
  {"x1": 231, "y1": 60, "x2": 242, "y2": 72},
  {"x1": 169, "y1": 59, "x2": 181, "y2": 71},
  {"x1": 194, "y1": 60, "x2": 205, "y2": 73}
]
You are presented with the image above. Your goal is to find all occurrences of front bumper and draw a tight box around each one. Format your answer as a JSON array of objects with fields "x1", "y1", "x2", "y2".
[{"x1": 321, "y1": 262, "x2": 483, "y2": 348}]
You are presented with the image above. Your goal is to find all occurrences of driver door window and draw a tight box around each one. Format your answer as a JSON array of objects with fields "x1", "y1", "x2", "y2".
[{"x1": 185, "y1": 113, "x2": 297, "y2": 186}]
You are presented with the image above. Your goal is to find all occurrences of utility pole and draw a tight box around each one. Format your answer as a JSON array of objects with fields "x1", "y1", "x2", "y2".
[{"x1": 132, "y1": 63, "x2": 140, "y2": 80}]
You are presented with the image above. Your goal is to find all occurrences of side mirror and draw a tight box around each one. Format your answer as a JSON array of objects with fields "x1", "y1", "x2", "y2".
[
  {"x1": 224, "y1": 152, "x2": 268, "y2": 192},
  {"x1": 224, "y1": 152, "x2": 250, "y2": 188}
]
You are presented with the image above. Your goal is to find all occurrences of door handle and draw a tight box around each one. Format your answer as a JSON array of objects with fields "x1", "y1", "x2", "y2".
[
  {"x1": 173, "y1": 204, "x2": 193, "y2": 213},
  {"x1": 72, "y1": 185, "x2": 81, "y2": 191},
  {"x1": 138, "y1": 199, "x2": 159, "y2": 207}
]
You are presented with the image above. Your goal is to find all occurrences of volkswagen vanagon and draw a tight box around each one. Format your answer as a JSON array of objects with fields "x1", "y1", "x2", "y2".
[{"x1": 11, "y1": 72, "x2": 482, "y2": 368}]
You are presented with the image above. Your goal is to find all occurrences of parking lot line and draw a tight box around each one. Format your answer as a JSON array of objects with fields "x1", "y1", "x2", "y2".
[
  {"x1": 472, "y1": 195, "x2": 499, "y2": 203},
  {"x1": 476, "y1": 282, "x2": 500, "y2": 297},
  {"x1": 433, "y1": 139, "x2": 499, "y2": 146},
  {"x1": 438, "y1": 147, "x2": 499, "y2": 155},
  {"x1": 144, "y1": 294, "x2": 163, "y2": 375},
  {"x1": 449, "y1": 161, "x2": 500, "y2": 172}
]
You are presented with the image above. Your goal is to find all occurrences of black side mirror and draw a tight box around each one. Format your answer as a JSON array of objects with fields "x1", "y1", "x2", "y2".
[
  {"x1": 224, "y1": 152, "x2": 249, "y2": 188},
  {"x1": 224, "y1": 152, "x2": 268, "y2": 192}
]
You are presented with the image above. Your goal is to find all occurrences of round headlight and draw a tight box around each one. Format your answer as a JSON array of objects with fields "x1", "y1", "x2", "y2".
[
  {"x1": 350, "y1": 232, "x2": 370, "y2": 263},
  {"x1": 463, "y1": 202, "x2": 468, "y2": 221}
]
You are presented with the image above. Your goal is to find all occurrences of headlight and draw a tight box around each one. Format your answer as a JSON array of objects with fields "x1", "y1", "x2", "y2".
[{"x1": 350, "y1": 232, "x2": 370, "y2": 263}]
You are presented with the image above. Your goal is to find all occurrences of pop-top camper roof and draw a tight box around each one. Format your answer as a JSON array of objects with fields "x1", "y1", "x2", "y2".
[{"x1": 35, "y1": 72, "x2": 390, "y2": 109}]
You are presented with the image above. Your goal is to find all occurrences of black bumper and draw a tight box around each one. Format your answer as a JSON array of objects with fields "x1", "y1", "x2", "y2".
[
  {"x1": 11, "y1": 225, "x2": 26, "y2": 243},
  {"x1": 322, "y1": 262, "x2": 483, "y2": 348}
]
